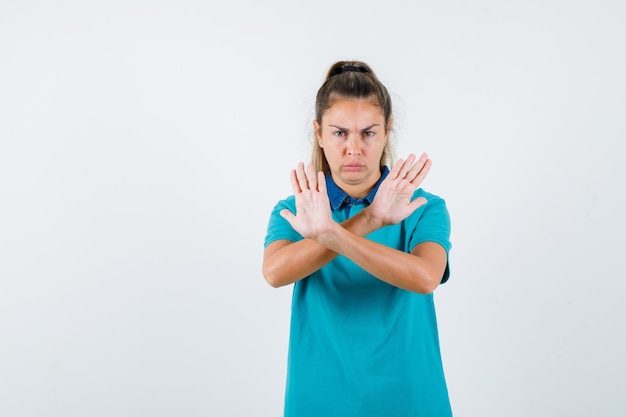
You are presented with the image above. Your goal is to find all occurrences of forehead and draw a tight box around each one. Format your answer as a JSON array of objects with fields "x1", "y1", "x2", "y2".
[{"x1": 322, "y1": 97, "x2": 385, "y2": 124}]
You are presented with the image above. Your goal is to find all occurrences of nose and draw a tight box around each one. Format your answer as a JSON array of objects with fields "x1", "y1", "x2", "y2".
[{"x1": 347, "y1": 136, "x2": 361, "y2": 155}]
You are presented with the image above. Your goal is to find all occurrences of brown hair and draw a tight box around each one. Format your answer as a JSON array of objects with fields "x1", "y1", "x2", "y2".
[{"x1": 312, "y1": 60, "x2": 395, "y2": 173}]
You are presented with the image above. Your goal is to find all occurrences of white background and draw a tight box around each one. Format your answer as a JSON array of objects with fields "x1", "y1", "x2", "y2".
[{"x1": 1, "y1": 1, "x2": 625, "y2": 416}]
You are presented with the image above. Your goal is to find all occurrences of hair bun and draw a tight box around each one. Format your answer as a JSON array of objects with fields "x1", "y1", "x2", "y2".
[{"x1": 330, "y1": 65, "x2": 368, "y2": 77}]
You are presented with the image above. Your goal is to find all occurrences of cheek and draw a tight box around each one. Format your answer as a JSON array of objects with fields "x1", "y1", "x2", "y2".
[
  {"x1": 320, "y1": 142, "x2": 344, "y2": 161},
  {"x1": 322, "y1": 147, "x2": 339, "y2": 160},
  {"x1": 363, "y1": 137, "x2": 384, "y2": 151},
  {"x1": 321, "y1": 136, "x2": 345, "y2": 151}
]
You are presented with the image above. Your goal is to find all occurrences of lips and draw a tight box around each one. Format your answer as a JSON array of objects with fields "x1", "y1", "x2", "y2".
[{"x1": 343, "y1": 164, "x2": 365, "y2": 171}]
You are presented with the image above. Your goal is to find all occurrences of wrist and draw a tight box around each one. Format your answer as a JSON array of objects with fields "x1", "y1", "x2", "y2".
[
  {"x1": 315, "y1": 221, "x2": 343, "y2": 250},
  {"x1": 363, "y1": 206, "x2": 386, "y2": 230}
]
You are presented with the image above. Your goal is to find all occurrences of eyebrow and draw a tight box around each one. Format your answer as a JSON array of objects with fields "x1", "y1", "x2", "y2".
[{"x1": 328, "y1": 124, "x2": 380, "y2": 131}]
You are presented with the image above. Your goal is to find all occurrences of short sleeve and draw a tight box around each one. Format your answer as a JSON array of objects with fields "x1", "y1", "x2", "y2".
[
  {"x1": 407, "y1": 191, "x2": 452, "y2": 283},
  {"x1": 264, "y1": 196, "x2": 304, "y2": 248}
]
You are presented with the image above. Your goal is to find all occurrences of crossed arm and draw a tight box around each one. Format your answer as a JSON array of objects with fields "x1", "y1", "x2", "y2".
[{"x1": 262, "y1": 154, "x2": 448, "y2": 294}]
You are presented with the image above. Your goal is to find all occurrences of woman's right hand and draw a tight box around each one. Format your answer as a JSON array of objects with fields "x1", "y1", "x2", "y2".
[{"x1": 279, "y1": 162, "x2": 336, "y2": 241}]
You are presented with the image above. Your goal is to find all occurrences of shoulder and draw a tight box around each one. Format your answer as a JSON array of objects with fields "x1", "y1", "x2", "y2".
[
  {"x1": 270, "y1": 195, "x2": 296, "y2": 212},
  {"x1": 413, "y1": 188, "x2": 445, "y2": 202},
  {"x1": 405, "y1": 187, "x2": 451, "y2": 248},
  {"x1": 406, "y1": 188, "x2": 451, "y2": 237},
  {"x1": 412, "y1": 188, "x2": 449, "y2": 217},
  {"x1": 265, "y1": 195, "x2": 302, "y2": 247}
]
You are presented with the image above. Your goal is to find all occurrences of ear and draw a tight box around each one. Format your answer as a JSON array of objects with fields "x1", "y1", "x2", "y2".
[
  {"x1": 386, "y1": 119, "x2": 393, "y2": 134},
  {"x1": 313, "y1": 120, "x2": 323, "y2": 148}
]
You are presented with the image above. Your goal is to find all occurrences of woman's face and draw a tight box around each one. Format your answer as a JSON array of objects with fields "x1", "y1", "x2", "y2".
[{"x1": 314, "y1": 98, "x2": 389, "y2": 197}]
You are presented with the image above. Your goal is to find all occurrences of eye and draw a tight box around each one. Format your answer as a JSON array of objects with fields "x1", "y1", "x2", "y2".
[
  {"x1": 363, "y1": 131, "x2": 375, "y2": 137},
  {"x1": 333, "y1": 130, "x2": 346, "y2": 137}
]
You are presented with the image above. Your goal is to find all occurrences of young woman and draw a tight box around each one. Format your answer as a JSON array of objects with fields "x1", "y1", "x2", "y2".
[{"x1": 263, "y1": 61, "x2": 453, "y2": 417}]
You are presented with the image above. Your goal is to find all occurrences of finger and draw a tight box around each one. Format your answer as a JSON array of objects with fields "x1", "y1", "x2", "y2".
[
  {"x1": 279, "y1": 208, "x2": 296, "y2": 224},
  {"x1": 398, "y1": 153, "x2": 416, "y2": 179},
  {"x1": 416, "y1": 152, "x2": 429, "y2": 169},
  {"x1": 408, "y1": 196, "x2": 428, "y2": 212},
  {"x1": 289, "y1": 169, "x2": 301, "y2": 194},
  {"x1": 305, "y1": 163, "x2": 317, "y2": 189},
  {"x1": 405, "y1": 153, "x2": 429, "y2": 182},
  {"x1": 389, "y1": 157, "x2": 405, "y2": 180},
  {"x1": 317, "y1": 171, "x2": 327, "y2": 194},
  {"x1": 411, "y1": 159, "x2": 432, "y2": 187},
  {"x1": 295, "y1": 162, "x2": 309, "y2": 191}
]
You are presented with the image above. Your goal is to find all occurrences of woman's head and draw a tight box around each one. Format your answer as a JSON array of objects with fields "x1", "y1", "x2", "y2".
[{"x1": 312, "y1": 61, "x2": 394, "y2": 173}]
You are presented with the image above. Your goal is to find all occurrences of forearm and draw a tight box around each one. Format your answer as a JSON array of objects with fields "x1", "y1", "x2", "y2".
[
  {"x1": 262, "y1": 208, "x2": 384, "y2": 287},
  {"x1": 318, "y1": 224, "x2": 444, "y2": 294}
]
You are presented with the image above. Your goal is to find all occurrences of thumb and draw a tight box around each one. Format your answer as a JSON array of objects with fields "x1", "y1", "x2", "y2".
[
  {"x1": 279, "y1": 208, "x2": 296, "y2": 223},
  {"x1": 408, "y1": 197, "x2": 428, "y2": 212}
]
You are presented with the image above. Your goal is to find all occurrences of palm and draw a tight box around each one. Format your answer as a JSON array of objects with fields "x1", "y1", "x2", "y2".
[
  {"x1": 369, "y1": 153, "x2": 431, "y2": 225},
  {"x1": 280, "y1": 163, "x2": 335, "y2": 239}
]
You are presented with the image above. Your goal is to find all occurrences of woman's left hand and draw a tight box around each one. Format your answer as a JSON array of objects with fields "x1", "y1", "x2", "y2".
[{"x1": 367, "y1": 153, "x2": 431, "y2": 226}]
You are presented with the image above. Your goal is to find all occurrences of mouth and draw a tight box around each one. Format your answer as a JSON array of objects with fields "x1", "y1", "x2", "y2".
[{"x1": 343, "y1": 164, "x2": 365, "y2": 171}]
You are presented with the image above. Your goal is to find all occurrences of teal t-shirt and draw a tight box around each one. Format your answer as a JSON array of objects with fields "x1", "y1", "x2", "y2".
[{"x1": 264, "y1": 169, "x2": 453, "y2": 417}]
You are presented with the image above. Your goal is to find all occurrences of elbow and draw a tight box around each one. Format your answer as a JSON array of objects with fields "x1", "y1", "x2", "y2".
[
  {"x1": 415, "y1": 280, "x2": 439, "y2": 295},
  {"x1": 409, "y1": 272, "x2": 441, "y2": 295},
  {"x1": 262, "y1": 263, "x2": 286, "y2": 288},
  {"x1": 407, "y1": 257, "x2": 446, "y2": 294},
  {"x1": 264, "y1": 276, "x2": 284, "y2": 289}
]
